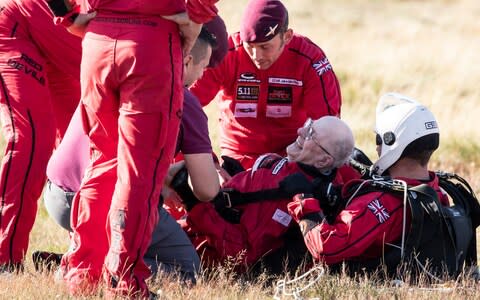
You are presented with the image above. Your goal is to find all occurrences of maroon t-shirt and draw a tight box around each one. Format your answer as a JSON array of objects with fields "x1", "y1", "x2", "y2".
[{"x1": 175, "y1": 89, "x2": 212, "y2": 155}]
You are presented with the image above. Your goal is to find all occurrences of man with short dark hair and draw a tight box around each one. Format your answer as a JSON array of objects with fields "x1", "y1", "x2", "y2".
[{"x1": 190, "y1": 0, "x2": 342, "y2": 169}]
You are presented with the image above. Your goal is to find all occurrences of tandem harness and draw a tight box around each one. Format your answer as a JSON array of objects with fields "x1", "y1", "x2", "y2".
[
  {"x1": 213, "y1": 187, "x2": 292, "y2": 224},
  {"x1": 337, "y1": 172, "x2": 479, "y2": 280}
]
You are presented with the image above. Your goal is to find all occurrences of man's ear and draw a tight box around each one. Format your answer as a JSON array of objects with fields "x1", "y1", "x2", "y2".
[
  {"x1": 183, "y1": 54, "x2": 193, "y2": 68},
  {"x1": 283, "y1": 28, "x2": 294, "y2": 44},
  {"x1": 313, "y1": 155, "x2": 332, "y2": 170}
]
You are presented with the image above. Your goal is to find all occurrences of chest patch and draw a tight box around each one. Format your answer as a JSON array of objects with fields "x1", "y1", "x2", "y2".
[
  {"x1": 267, "y1": 86, "x2": 292, "y2": 104},
  {"x1": 268, "y1": 77, "x2": 303, "y2": 86},
  {"x1": 234, "y1": 103, "x2": 257, "y2": 118},
  {"x1": 236, "y1": 85, "x2": 260, "y2": 101}
]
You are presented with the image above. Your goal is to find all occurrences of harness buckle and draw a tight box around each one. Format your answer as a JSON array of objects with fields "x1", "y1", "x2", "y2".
[{"x1": 222, "y1": 191, "x2": 232, "y2": 208}]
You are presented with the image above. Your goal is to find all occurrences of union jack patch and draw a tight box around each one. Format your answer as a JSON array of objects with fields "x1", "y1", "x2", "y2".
[{"x1": 367, "y1": 199, "x2": 390, "y2": 223}]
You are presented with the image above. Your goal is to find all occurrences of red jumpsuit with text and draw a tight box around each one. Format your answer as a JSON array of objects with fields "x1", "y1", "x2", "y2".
[
  {"x1": 190, "y1": 33, "x2": 342, "y2": 169},
  {"x1": 59, "y1": 0, "x2": 218, "y2": 296},
  {"x1": 183, "y1": 154, "x2": 351, "y2": 267},
  {"x1": 0, "y1": 0, "x2": 80, "y2": 267},
  {"x1": 302, "y1": 172, "x2": 449, "y2": 265}
]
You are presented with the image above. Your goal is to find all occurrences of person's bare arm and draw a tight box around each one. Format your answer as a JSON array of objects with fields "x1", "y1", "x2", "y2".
[{"x1": 184, "y1": 153, "x2": 220, "y2": 202}]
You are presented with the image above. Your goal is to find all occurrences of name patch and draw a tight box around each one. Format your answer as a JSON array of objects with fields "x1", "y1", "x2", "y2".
[
  {"x1": 272, "y1": 209, "x2": 292, "y2": 227},
  {"x1": 268, "y1": 77, "x2": 303, "y2": 86}
]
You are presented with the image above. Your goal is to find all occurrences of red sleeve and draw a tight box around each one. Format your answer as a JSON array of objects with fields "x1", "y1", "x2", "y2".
[
  {"x1": 186, "y1": 203, "x2": 249, "y2": 260},
  {"x1": 186, "y1": 0, "x2": 218, "y2": 24},
  {"x1": 301, "y1": 41, "x2": 342, "y2": 118},
  {"x1": 302, "y1": 192, "x2": 405, "y2": 265}
]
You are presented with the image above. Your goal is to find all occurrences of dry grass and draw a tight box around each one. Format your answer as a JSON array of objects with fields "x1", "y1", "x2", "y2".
[{"x1": 1, "y1": 0, "x2": 479, "y2": 298}]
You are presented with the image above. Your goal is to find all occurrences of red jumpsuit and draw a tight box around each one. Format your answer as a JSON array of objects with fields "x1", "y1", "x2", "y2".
[
  {"x1": 302, "y1": 173, "x2": 449, "y2": 265},
  {"x1": 0, "y1": 0, "x2": 80, "y2": 267},
  {"x1": 183, "y1": 154, "x2": 351, "y2": 267},
  {"x1": 190, "y1": 32, "x2": 342, "y2": 169},
  {"x1": 58, "y1": 0, "x2": 218, "y2": 297}
]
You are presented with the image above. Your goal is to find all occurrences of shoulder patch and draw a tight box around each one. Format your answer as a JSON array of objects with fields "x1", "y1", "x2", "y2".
[
  {"x1": 312, "y1": 57, "x2": 332, "y2": 76},
  {"x1": 367, "y1": 199, "x2": 390, "y2": 224}
]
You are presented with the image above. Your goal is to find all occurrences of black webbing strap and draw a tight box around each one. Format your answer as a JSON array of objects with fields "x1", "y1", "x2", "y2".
[{"x1": 216, "y1": 188, "x2": 291, "y2": 209}]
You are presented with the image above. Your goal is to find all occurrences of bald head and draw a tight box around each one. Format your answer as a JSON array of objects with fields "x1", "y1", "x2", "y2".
[
  {"x1": 286, "y1": 116, "x2": 354, "y2": 170},
  {"x1": 313, "y1": 116, "x2": 355, "y2": 168}
]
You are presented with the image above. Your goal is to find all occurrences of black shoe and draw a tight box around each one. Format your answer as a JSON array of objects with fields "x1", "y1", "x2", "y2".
[
  {"x1": 32, "y1": 250, "x2": 62, "y2": 272},
  {"x1": 0, "y1": 262, "x2": 23, "y2": 274}
]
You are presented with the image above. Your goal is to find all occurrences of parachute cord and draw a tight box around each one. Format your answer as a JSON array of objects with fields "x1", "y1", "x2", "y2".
[
  {"x1": 345, "y1": 179, "x2": 373, "y2": 208},
  {"x1": 393, "y1": 179, "x2": 408, "y2": 259},
  {"x1": 273, "y1": 265, "x2": 325, "y2": 300}
]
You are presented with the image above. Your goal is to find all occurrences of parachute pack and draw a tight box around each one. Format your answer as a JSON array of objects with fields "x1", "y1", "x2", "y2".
[{"x1": 338, "y1": 171, "x2": 480, "y2": 281}]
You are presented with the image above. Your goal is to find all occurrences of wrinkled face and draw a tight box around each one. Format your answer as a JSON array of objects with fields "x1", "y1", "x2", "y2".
[
  {"x1": 286, "y1": 118, "x2": 332, "y2": 166},
  {"x1": 242, "y1": 31, "x2": 290, "y2": 70},
  {"x1": 183, "y1": 46, "x2": 213, "y2": 87}
]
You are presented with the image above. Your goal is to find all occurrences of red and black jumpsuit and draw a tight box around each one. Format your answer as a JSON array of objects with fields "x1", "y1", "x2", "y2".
[
  {"x1": 57, "y1": 0, "x2": 218, "y2": 297},
  {"x1": 301, "y1": 173, "x2": 449, "y2": 265},
  {"x1": 0, "y1": 0, "x2": 81, "y2": 267},
  {"x1": 190, "y1": 32, "x2": 342, "y2": 169}
]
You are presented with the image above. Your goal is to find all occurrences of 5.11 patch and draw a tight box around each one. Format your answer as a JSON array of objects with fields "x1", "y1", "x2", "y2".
[{"x1": 236, "y1": 85, "x2": 260, "y2": 101}]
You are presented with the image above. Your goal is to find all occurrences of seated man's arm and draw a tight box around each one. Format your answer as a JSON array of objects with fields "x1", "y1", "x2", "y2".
[
  {"x1": 290, "y1": 192, "x2": 406, "y2": 265},
  {"x1": 184, "y1": 153, "x2": 220, "y2": 202}
]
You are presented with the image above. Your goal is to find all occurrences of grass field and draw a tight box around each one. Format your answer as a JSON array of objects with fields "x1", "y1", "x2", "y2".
[{"x1": 1, "y1": 0, "x2": 480, "y2": 298}]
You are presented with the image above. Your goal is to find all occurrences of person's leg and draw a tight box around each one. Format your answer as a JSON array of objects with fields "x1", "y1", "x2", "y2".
[
  {"x1": 60, "y1": 25, "x2": 119, "y2": 294},
  {"x1": 43, "y1": 180, "x2": 75, "y2": 232},
  {"x1": 102, "y1": 17, "x2": 183, "y2": 297},
  {"x1": 0, "y1": 11, "x2": 56, "y2": 269},
  {"x1": 144, "y1": 207, "x2": 200, "y2": 283}
]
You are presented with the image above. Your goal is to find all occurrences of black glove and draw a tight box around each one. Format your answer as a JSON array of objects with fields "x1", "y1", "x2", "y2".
[
  {"x1": 279, "y1": 173, "x2": 313, "y2": 197},
  {"x1": 311, "y1": 178, "x2": 343, "y2": 223},
  {"x1": 170, "y1": 166, "x2": 200, "y2": 211},
  {"x1": 221, "y1": 155, "x2": 245, "y2": 177}
]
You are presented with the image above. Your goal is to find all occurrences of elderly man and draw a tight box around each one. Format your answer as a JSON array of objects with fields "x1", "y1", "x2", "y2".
[{"x1": 180, "y1": 116, "x2": 355, "y2": 272}]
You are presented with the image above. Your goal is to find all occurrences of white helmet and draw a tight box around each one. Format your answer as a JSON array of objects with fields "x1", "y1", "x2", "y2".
[{"x1": 372, "y1": 92, "x2": 439, "y2": 175}]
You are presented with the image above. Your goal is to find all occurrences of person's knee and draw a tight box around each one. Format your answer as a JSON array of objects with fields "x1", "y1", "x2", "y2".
[{"x1": 43, "y1": 180, "x2": 73, "y2": 231}]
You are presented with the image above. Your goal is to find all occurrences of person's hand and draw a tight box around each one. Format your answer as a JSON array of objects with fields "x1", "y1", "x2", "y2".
[
  {"x1": 221, "y1": 155, "x2": 245, "y2": 177},
  {"x1": 279, "y1": 173, "x2": 313, "y2": 197},
  {"x1": 162, "y1": 12, "x2": 202, "y2": 56},
  {"x1": 165, "y1": 161, "x2": 186, "y2": 187},
  {"x1": 162, "y1": 186, "x2": 183, "y2": 208},
  {"x1": 287, "y1": 194, "x2": 322, "y2": 223},
  {"x1": 66, "y1": 11, "x2": 97, "y2": 37}
]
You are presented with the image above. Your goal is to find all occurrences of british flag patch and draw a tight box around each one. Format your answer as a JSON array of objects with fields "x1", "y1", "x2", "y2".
[{"x1": 367, "y1": 199, "x2": 390, "y2": 223}]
